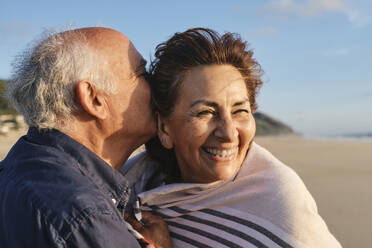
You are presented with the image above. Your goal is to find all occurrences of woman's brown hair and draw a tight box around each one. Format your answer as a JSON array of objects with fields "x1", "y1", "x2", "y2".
[{"x1": 148, "y1": 27, "x2": 263, "y2": 118}]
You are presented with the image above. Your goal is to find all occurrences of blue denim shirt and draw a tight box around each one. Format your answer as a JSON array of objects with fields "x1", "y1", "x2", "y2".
[{"x1": 0, "y1": 128, "x2": 141, "y2": 248}]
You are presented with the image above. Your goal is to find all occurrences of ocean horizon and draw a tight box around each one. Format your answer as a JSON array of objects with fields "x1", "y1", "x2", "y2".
[{"x1": 303, "y1": 133, "x2": 372, "y2": 143}]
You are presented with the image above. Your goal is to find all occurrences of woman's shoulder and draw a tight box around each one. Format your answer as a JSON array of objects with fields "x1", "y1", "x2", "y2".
[
  {"x1": 241, "y1": 142, "x2": 305, "y2": 183},
  {"x1": 121, "y1": 152, "x2": 160, "y2": 178},
  {"x1": 239, "y1": 142, "x2": 317, "y2": 209},
  {"x1": 121, "y1": 151, "x2": 166, "y2": 195},
  {"x1": 237, "y1": 143, "x2": 342, "y2": 247}
]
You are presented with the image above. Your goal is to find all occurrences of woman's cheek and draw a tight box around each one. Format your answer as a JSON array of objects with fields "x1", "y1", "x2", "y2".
[{"x1": 240, "y1": 118, "x2": 256, "y2": 140}]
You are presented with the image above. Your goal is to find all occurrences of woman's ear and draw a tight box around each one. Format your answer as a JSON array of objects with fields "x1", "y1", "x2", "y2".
[
  {"x1": 156, "y1": 113, "x2": 173, "y2": 149},
  {"x1": 76, "y1": 81, "x2": 108, "y2": 120}
]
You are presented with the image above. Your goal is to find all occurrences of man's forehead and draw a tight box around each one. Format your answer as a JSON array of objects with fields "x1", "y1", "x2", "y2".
[
  {"x1": 81, "y1": 27, "x2": 130, "y2": 45},
  {"x1": 72, "y1": 27, "x2": 144, "y2": 79}
]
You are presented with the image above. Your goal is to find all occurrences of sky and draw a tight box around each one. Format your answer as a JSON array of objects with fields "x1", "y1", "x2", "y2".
[{"x1": 1, "y1": 0, "x2": 371, "y2": 136}]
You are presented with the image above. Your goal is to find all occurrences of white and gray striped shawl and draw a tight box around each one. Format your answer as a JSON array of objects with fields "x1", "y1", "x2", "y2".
[{"x1": 125, "y1": 142, "x2": 342, "y2": 248}]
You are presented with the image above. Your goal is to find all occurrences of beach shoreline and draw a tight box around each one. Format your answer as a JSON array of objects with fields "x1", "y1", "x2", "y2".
[{"x1": 1, "y1": 131, "x2": 371, "y2": 247}]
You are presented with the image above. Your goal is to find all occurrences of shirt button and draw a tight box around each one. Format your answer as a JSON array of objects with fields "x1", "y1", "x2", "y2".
[{"x1": 112, "y1": 198, "x2": 117, "y2": 204}]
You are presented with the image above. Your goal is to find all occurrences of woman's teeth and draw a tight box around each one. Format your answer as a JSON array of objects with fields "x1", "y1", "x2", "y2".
[{"x1": 204, "y1": 147, "x2": 238, "y2": 157}]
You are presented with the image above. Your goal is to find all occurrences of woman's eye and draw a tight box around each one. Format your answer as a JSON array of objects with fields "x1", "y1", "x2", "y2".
[
  {"x1": 233, "y1": 109, "x2": 249, "y2": 115},
  {"x1": 197, "y1": 110, "x2": 215, "y2": 117}
]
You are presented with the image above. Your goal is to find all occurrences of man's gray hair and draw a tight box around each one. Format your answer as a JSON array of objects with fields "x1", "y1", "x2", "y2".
[{"x1": 7, "y1": 28, "x2": 117, "y2": 130}]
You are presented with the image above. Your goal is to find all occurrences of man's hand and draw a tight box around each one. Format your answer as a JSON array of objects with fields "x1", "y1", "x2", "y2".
[{"x1": 125, "y1": 211, "x2": 172, "y2": 248}]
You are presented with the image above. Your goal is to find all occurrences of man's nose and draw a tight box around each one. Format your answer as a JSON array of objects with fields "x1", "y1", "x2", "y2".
[{"x1": 214, "y1": 115, "x2": 238, "y2": 141}]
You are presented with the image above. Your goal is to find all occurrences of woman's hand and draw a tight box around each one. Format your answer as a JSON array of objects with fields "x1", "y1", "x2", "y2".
[{"x1": 125, "y1": 211, "x2": 172, "y2": 248}]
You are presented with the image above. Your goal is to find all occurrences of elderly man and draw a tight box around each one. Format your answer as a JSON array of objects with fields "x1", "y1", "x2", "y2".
[{"x1": 0, "y1": 27, "x2": 171, "y2": 248}]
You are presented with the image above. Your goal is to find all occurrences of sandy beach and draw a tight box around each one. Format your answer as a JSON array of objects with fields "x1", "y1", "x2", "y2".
[
  {"x1": 1, "y1": 131, "x2": 371, "y2": 247},
  {"x1": 255, "y1": 136, "x2": 372, "y2": 248}
]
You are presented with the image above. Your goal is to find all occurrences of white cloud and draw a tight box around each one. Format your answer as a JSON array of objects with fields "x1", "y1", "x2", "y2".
[
  {"x1": 265, "y1": 0, "x2": 371, "y2": 27},
  {"x1": 267, "y1": 0, "x2": 344, "y2": 16},
  {"x1": 347, "y1": 9, "x2": 372, "y2": 27}
]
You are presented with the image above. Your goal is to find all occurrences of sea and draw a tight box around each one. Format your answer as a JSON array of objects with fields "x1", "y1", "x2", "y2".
[{"x1": 303, "y1": 133, "x2": 372, "y2": 143}]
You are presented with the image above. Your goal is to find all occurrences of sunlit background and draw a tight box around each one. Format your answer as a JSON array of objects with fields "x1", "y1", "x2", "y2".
[{"x1": 1, "y1": 0, "x2": 371, "y2": 137}]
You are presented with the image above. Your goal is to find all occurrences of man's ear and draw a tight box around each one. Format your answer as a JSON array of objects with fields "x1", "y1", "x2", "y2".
[
  {"x1": 156, "y1": 113, "x2": 173, "y2": 149},
  {"x1": 76, "y1": 81, "x2": 108, "y2": 120}
]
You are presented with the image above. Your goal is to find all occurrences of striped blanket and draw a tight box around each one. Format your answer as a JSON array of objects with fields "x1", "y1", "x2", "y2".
[{"x1": 127, "y1": 142, "x2": 342, "y2": 248}]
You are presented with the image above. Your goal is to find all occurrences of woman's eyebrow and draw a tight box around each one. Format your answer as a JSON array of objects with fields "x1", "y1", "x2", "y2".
[
  {"x1": 233, "y1": 98, "x2": 250, "y2": 107},
  {"x1": 190, "y1": 100, "x2": 218, "y2": 108},
  {"x1": 191, "y1": 99, "x2": 249, "y2": 108}
]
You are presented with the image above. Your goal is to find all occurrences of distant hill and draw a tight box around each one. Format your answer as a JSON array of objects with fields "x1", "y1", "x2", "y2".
[
  {"x1": 0, "y1": 79, "x2": 17, "y2": 115},
  {"x1": 254, "y1": 112, "x2": 295, "y2": 136}
]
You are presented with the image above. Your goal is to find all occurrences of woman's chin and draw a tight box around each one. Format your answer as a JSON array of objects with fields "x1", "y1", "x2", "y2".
[
  {"x1": 201, "y1": 152, "x2": 241, "y2": 179},
  {"x1": 215, "y1": 167, "x2": 239, "y2": 180}
]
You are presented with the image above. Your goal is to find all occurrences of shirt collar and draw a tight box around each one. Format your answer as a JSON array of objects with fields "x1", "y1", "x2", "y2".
[{"x1": 26, "y1": 127, "x2": 130, "y2": 207}]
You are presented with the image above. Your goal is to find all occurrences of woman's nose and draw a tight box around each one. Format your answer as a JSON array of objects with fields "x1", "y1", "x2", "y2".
[{"x1": 214, "y1": 116, "x2": 238, "y2": 141}]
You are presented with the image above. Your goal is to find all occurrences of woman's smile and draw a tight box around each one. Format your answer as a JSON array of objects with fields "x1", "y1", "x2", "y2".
[{"x1": 201, "y1": 147, "x2": 238, "y2": 161}]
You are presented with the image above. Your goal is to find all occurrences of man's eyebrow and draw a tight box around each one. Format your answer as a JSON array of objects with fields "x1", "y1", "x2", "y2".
[{"x1": 190, "y1": 100, "x2": 218, "y2": 108}]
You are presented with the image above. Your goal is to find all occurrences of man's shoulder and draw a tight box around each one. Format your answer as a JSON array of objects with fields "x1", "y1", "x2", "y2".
[
  {"x1": 0, "y1": 139, "x2": 121, "y2": 243},
  {"x1": 1, "y1": 148, "x2": 118, "y2": 212}
]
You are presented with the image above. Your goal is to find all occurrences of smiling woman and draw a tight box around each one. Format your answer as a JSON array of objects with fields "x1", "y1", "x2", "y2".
[
  {"x1": 157, "y1": 64, "x2": 256, "y2": 183},
  {"x1": 145, "y1": 27, "x2": 263, "y2": 184},
  {"x1": 124, "y1": 28, "x2": 341, "y2": 247}
]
